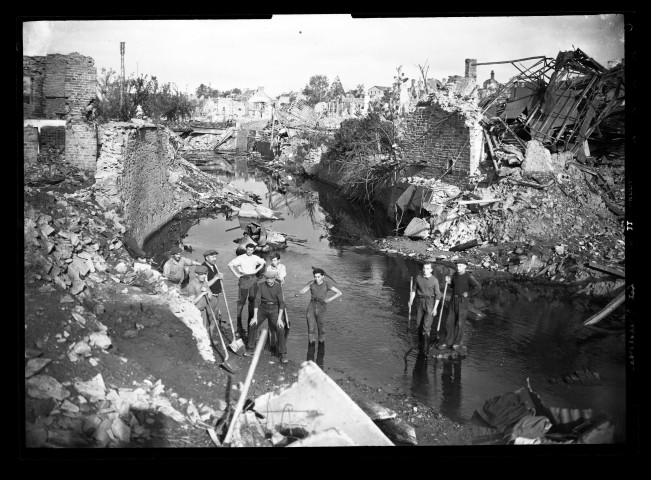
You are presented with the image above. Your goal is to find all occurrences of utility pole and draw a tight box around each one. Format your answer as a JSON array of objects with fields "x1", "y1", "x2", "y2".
[{"x1": 120, "y1": 42, "x2": 125, "y2": 113}]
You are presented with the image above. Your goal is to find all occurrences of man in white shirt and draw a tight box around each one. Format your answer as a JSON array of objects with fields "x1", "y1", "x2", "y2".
[{"x1": 228, "y1": 243, "x2": 266, "y2": 341}]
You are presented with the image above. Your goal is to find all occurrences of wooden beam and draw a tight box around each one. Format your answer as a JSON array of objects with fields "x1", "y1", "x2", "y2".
[
  {"x1": 583, "y1": 292, "x2": 625, "y2": 326},
  {"x1": 586, "y1": 261, "x2": 625, "y2": 278}
]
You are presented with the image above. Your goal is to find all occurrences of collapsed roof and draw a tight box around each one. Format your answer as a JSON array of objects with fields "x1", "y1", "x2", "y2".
[{"x1": 479, "y1": 48, "x2": 625, "y2": 155}]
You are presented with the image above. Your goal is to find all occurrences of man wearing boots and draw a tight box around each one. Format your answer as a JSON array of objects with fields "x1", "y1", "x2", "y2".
[
  {"x1": 295, "y1": 267, "x2": 342, "y2": 369},
  {"x1": 248, "y1": 270, "x2": 287, "y2": 363},
  {"x1": 438, "y1": 258, "x2": 480, "y2": 351},
  {"x1": 408, "y1": 261, "x2": 442, "y2": 357},
  {"x1": 228, "y1": 243, "x2": 266, "y2": 342},
  {"x1": 185, "y1": 265, "x2": 221, "y2": 346}
]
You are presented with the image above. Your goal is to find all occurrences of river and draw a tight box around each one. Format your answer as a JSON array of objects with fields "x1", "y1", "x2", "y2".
[{"x1": 144, "y1": 158, "x2": 627, "y2": 431}]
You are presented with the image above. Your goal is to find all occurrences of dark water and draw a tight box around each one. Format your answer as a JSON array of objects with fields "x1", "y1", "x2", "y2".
[{"x1": 145, "y1": 159, "x2": 627, "y2": 428}]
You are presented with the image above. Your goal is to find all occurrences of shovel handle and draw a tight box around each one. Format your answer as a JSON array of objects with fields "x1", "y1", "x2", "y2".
[
  {"x1": 223, "y1": 327, "x2": 268, "y2": 446},
  {"x1": 436, "y1": 281, "x2": 448, "y2": 333},
  {"x1": 207, "y1": 301, "x2": 229, "y2": 361},
  {"x1": 220, "y1": 282, "x2": 237, "y2": 338}
]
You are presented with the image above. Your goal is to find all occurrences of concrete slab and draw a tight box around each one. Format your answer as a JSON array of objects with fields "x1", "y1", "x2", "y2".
[{"x1": 231, "y1": 361, "x2": 393, "y2": 447}]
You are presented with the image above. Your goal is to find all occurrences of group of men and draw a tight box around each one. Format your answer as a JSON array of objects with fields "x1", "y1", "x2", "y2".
[
  {"x1": 408, "y1": 258, "x2": 480, "y2": 356},
  {"x1": 162, "y1": 242, "x2": 477, "y2": 366},
  {"x1": 161, "y1": 242, "x2": 342, "y2": 366}
]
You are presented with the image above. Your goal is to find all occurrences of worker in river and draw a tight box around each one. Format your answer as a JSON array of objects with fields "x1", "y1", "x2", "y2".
[
  {"x1": 264, "y1": 252, "x2": 286, "y2": 284},
  {"x1": 408, "y1": 261, "x2": 443, "y2": 357},
  {"x1": 228, "y1": 243, "x2": 266, "y2": 342},
  {"x1": 162, "y1": 246, "x2": 203, "y2": 287},
  {"x1": 294, "y1": 267, "x2": 342, "y2": 364},
  {"x1": 438, "y1": 258, "x2": 480, "y2": 351},
  {"x1": 248, "y1": 270, "x2": 288, "y2": 363}
]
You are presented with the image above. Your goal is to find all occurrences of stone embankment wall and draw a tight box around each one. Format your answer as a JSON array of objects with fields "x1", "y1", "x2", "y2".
[
  {"x1": 94, "y1": 123, "x2": 185, "y2": 247},
  {"x1": 23, "y1": 53, "x2": 98, "y2": 170},
  {"x1": 401, "y1": 102, "x2": 483, "y2": 187}
]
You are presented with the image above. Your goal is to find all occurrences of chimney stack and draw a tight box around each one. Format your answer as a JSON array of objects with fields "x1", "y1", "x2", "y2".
[
  {"x1": 491, "y1": 70, "x2": 495, "y2": 81},
  {"x1": 465, "y1": 59, "x2": 477, "y2": 80}
]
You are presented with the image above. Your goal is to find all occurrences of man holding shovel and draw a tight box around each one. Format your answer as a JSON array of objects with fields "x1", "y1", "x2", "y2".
[
  {"x1": 228, "y1": 244, "x2": 266, "y2": 342},
  {"x1": 438, "y1": 258, "x2": 480, "y2": 351},
  {"x1": 408, "y1": 261, "x2": 442, "y2": 357},
  {"x1": 248, "y1": 270, "x2": 287, "y2": 363},
  {"x1": 185, "y1": 265, "x2": 221, "y2": 346},
  {"x1": 201, "y1": 249, "x2": 224, "y2": 321}
]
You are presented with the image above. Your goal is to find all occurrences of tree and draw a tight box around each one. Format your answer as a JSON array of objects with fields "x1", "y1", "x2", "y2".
[
  {"x1": 355, "y1": 84, "x2": 365, "y2": 97},
  {"x1": 328, "y1": 76, "x2": 345, "y2": 101},
  {"x1": 196, "y1": 84, "x2": 210, "y2": 98},
  {"x1": 302, "y1": 75, "x2": 330, "y2": 106}
]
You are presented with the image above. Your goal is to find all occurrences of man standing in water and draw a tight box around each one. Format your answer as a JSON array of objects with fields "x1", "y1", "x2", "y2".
[
  {"x1": 408, "y1": 261, "x2": 442, "y2": 357},
  {"x1": 439, "y1": 258, "x2": 480, "y2": 350},
  {"x1": 264, "y1": 252, "x2": 286, "y2": 284},
  {"x1": 248, "y1": 270, "x2": 287, "y2": 363},
  {"x1": 228, "y1": 243, "x2": 266, "y2": 342},
  {"x1": 295, "y1": 267, "x2": 342, "y2": 368}
]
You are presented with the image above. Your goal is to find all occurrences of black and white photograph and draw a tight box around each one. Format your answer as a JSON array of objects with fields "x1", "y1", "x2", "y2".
[{"x1": 19, "y1": 13, "x2": 635, "y2": 455}]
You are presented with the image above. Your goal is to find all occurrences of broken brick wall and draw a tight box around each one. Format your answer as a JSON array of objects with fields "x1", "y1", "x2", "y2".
[
  {"x1": 40, "y1": 126, "x2": 66, "y2": 153},
  {"x1": 24, "y1": 53, "x2": 99, "y2": 170},
  {"x1": 401, "y1": 103, "x2": 482, "y2": 187},
  {"x1": 65, "y1": 123, "x2": 98, "y2": 170},
  {"x1": 24, "y1": 127, "x2": 39, "y2": 164},
  {"x1": 24, "y1": 53, "x2": 96, "y2": 121},
  {"x1": 94, "y1": 123, "x2": 182, "y2": 247}
]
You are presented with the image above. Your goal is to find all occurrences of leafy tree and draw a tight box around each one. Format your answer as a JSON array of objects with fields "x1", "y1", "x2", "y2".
[
  {"x1": 328, "y1": 76, "x2": 345, "y2": 101},
  {"x1": 302, "y1": 75, "x2": 330, "y2": 106},
  {"x1": 196, "y1": 83, "x2": 210, "y2": 98}
]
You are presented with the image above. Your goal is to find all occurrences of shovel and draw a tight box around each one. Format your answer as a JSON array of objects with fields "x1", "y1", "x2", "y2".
[
  {"x1": 207, "y1": 300, "x2": 238, "y2": 374},
  {"x1": 223, "y1": 327, "x2": 268, "y2": 447},
  {"x1": 220, "y1": 282, "x2": 246, "y2": 355},
  {"x1": 434, "y1": 280, "x2": 449, "y2": 345}
]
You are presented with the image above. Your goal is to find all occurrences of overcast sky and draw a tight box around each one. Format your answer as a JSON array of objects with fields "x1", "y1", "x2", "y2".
[{"x1": 22, "y1": 14, "x2": 626, "y2": 98}]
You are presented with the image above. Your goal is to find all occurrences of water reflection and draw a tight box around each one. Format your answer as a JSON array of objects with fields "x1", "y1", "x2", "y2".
[
  {"x1": 439, "y1": 359, "x2": 463, "y2": 421},
  {"x1": 306, "y1": 341, "x2": 325, "y2": 369},
  {"x1": 411, "y1": 354, "x2": 432, "y2": 403}
]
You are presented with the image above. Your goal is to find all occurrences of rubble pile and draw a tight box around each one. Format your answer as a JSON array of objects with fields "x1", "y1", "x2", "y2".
[{"x1": 426, "y1": 85, "x2": 484, "y2": 127}]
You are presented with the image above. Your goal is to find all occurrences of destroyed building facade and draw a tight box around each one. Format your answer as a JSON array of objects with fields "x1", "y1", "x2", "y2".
[{"x1": 23, "y1": 53, "x2": 98, "y2": 170}]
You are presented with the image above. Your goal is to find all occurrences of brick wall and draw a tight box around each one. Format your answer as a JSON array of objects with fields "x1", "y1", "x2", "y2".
[
  {"x1": 65, "y1": 123, "x2": 98, "y2": 170},
  {"x1": 23, "y1": 53, "x2": 96, "y2": 121},
  {"x1": 23, "y1": 57, "x2": 46, "y2": 118},
  {"x1": 24, "y1": 127, "x2": 39, "y2": 164},
  {"x1": 400, "y1": 103, "x2": 474, "y2": 187},
  {"x1": 40, "y1": 126, "x2": 66, "y2": 152},
  {"x1": 94, "y1": 123, "x2": 183, "y2": 247}
]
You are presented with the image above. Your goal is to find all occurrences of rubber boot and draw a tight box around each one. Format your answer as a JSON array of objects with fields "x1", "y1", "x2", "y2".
[
  {"x1": 316, "y1": 341, "x2": 325, "y2": 369},
  {"x1": 306, "y1": 342, "x2": 316, "y2": 362},
  {"x1": 422, "y1": 334, "x2": 430, "y2": 357}
]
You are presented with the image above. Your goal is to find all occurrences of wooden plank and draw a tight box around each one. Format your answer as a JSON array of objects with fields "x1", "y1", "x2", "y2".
[
  {"x1": 583, "y1": 292, "x2": 625, "y2": 326},
  {"x1": 586, "y1": 261, "x2": 625, "y2": 278},
  {"x1": 457, "y1": 198, "x2": 502, "y2": 205}
]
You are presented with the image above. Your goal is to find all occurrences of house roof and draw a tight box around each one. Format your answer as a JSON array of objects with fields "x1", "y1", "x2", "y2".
[{"x1": 370, "y1": 86, "x2": 389, "y2": 91}]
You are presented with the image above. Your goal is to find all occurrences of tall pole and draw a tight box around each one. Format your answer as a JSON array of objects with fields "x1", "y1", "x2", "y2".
[{"x1": 120, "y1": 42, "x2": 125, "y2": 114}]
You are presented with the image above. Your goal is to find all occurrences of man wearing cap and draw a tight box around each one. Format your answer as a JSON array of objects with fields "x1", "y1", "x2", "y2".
[
  {"x1": 247, "y1": 270, "x2": 288, "y2": 363},
  {"x1": 228, "y1": 243, "x2": 266, "y2": 341},
  {"x1": 439, "y1": 258, "x2": 480, "y2": 350},
  {"x1": 295, "y1": 267, "x2": 343, "y2": 364},
  {"x1": 185, "y1": 265, "x2": 221, "y2": 346},
  {"x1": 162, "y1": 247, "x2": 203, "y2": 287},
  {"x1": 264, "y1": 253, "x2": 286, "y2": 284},
  {"x1": 408, "y1": 261, "x2": 443, "y2": 357},
  {"x1": 201, "y1": 249, "x2": 224, "y2": 323}
]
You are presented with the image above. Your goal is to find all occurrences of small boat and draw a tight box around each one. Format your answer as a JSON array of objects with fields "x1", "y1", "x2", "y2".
[{"x1": 233, "y1": 222, "x2": 288, "y2": 255}]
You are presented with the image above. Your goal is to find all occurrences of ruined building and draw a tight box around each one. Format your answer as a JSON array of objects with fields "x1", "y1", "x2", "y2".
[{"x1": 23, "y1": 53, "x2": 98, "y2": 170}]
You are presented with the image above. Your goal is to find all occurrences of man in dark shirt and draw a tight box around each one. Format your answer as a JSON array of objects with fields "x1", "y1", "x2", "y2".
[
  {"x1": 295, "y1": 267, "x2": 343, "y2": 351},
  {"x1": 201, "y1": 249, "x2": 224, "y2": 322},
  {"x1": 439, "y1": 258, "x2": 480, "y2": 350},
  {"x1": 184, "y1": 265, "x2": 220, "y2": 347},
  {"x1": 408, "y1": 261, "x2": 443, "y2": 357},
  {"x1": 247, "y1": 270, "x2": 287, "y2": 363}
]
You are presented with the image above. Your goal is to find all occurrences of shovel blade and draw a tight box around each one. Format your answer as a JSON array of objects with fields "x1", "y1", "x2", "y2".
[
  {"x1": 220, "y1": 360, "x2": 238, "y2": 374},
  {"x1": 229, "y1": 338, "x2": 246, "y2": 355}
]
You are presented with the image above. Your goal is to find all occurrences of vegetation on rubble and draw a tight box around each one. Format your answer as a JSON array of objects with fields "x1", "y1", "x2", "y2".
[{"x1": 97, "y1": 68, "x2": 195, "y2": 122}]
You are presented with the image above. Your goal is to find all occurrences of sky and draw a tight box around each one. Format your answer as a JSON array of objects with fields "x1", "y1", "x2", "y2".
[{"x1": 21, "y1": 14, "x2": 626, "y2": 98}]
